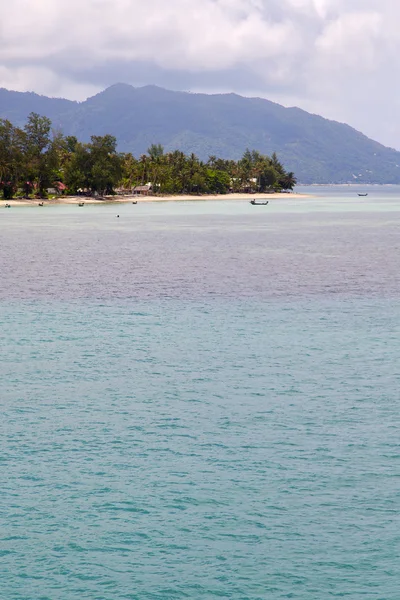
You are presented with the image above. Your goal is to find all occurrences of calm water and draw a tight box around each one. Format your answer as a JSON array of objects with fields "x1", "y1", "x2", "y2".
[{"x1": 1, "y1": 188, "x2": 399, "y2": 599}]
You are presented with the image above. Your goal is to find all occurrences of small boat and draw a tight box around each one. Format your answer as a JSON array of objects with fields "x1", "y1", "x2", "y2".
[
  {"x1": 78, "y1": 202, "x2": 85, "y2": 207},
  {"x1": 250, "y1": 199, "x2": 269, "y2": 206},
  {"x1": 358, "y1": 193, "x2": 368, "y2": 197},
  {"x1": 4, "y1": 203, "x2": 11, "y2": 208},
  {"x1": 38, "y1": 202, "x2": 44, "y2": 206},
  {"x1": 132, "y1": 200, "x2": 138, "y2": 205}
]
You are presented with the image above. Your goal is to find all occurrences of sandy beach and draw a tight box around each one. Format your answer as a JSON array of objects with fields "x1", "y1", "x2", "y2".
[{"x1": 3, "y1": 192, "x2": 310, "y2": 206}]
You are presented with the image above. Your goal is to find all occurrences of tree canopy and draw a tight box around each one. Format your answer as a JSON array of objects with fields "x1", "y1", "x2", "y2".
[{"x1": 0, "y1": 114, "x2": 296, "y2": 199}]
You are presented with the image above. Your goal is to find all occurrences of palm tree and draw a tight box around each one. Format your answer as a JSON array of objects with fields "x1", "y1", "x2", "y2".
[
  {"x1": 270, "y1": 152, "x2": 284, "y2": 174},
  {"x1": 207, "y1": 155, "x2": 216, "y2": 169},
  {"x1": 139, "y1": 154, "x2": 147, "y2": 185},
  {"x1": 279, "y1": 171, "x2": 297, "y2": 190}
]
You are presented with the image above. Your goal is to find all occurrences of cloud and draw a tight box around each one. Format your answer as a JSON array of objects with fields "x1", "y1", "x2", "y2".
[
  {"x1": 0, "y1": 0, "x2": 399, "y2": 147},
  {"x1": 0, "y1": 66, "x2": 101, "y2": 100}
]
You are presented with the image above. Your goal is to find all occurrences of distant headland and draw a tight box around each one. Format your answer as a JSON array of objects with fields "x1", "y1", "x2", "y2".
[
  {"x1": 0, "y1": 113, "x2": 298, "y2": 203},
  {"x1": 1, "y1": 84, "x2": 400, "y2": 184}
]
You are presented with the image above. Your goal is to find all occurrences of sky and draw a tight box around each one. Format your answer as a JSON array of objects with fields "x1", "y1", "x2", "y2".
[{"x1": 0, "y1": 0, "x2": 398, "y2": 148}]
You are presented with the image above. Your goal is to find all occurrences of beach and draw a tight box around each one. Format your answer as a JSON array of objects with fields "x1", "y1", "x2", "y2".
[{"x1": 2, "y1": 191, "x2": 309, "y2": 206}]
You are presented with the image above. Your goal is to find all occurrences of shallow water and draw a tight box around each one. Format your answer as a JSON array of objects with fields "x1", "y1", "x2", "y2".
[{"x1": 1, "y1": 188, "x2": 399, "y2": 599}]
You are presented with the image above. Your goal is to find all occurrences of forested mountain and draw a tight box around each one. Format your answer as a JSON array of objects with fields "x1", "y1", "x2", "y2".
[
  {"x1": 0, "y1": 88, "x2": 75, "y2": 127},
  {"x1": 1, "y1": 84, "x2": 400, "y2": 183}
]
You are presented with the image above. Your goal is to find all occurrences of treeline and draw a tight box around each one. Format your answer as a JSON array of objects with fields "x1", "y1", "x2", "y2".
[{"x1": 0, "y1": 113, "x2": 296, "y2": 199}]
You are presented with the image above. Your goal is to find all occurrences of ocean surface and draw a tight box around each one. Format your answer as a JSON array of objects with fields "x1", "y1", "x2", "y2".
[{"x1": 1, "y1": 187, "x2": 399, "y2": 599}]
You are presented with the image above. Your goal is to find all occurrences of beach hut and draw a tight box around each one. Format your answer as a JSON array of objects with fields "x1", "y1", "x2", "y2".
[
  {"x1": 55, "y1": 182, "x2": 67, "y2": 195},
  {"x1": 133, "y1": 185, "x2": 152, "y2": 196},
  {"x1": 49, "y1": 182, "x2": 67, "y2": 195}
]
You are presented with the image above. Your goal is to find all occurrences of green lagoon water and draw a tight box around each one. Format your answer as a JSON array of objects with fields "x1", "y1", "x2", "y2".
[{"x1": 1, "y1": 187, "x2": 399, "y2": 598}]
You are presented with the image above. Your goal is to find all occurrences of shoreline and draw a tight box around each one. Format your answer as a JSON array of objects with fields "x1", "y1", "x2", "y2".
[{"x1": 2, "y1": 192, "x2": 310, "y2": 206}]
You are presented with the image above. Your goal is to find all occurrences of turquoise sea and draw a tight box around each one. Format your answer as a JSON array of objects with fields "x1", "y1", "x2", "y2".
[{"x1": 1, "y1": 187, "x2": 399, "y2": 599}]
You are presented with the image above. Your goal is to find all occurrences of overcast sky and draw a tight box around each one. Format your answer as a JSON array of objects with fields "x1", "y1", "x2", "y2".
[{"x1": 1, "y1": 0, "x2": 398, "y2": 148}]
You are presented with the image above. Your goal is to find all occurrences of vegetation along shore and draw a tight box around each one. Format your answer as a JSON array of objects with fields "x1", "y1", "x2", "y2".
[{"x1": 0, "y1": 113, "x2": 297, "y2": 203}]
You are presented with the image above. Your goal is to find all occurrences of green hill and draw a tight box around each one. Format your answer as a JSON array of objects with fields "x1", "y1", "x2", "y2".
[{"x1": 1, "y1": 83, "x2": 399, "y2": 183}]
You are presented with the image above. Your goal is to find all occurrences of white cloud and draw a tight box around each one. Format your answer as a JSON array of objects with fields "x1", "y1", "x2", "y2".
[
  {"x1": 0, "y1": 66, "x2": 101, "y2": 101},
  {"x1": 315, "y1": 11, "x2": 382, "y2": 69},
  {"x1": 0, "y1": 0, "x2": 399, "y2": 147}
]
